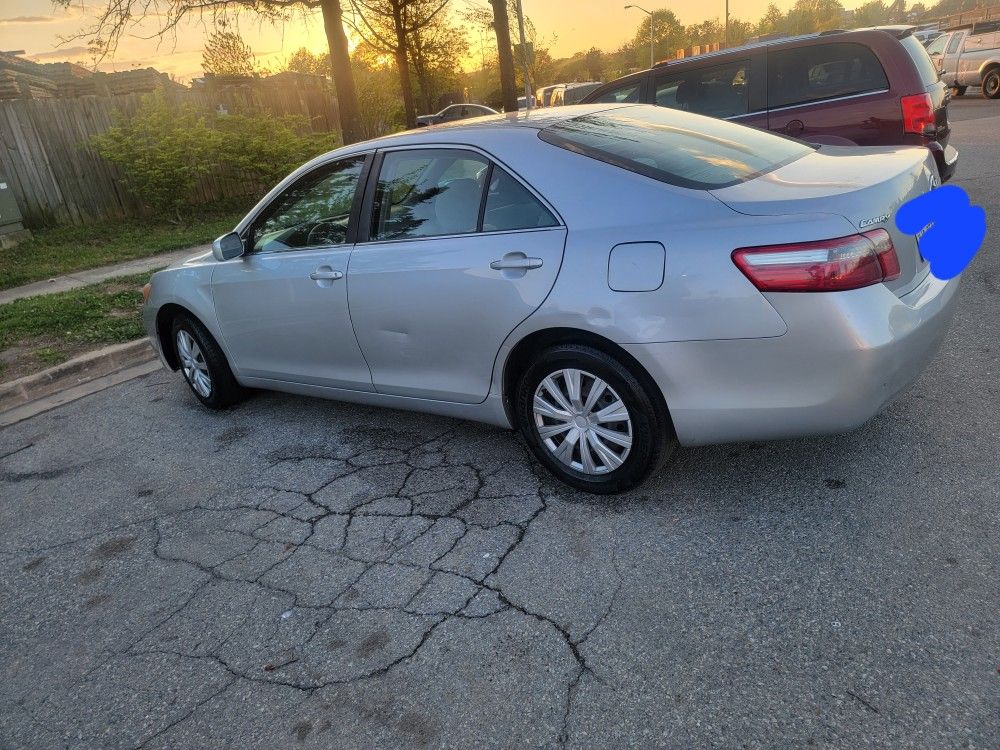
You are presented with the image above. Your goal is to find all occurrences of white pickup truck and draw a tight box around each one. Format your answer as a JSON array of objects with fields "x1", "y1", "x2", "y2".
[{"x1": 925, "y1": 21, "x2": 1000, "y2": 98}]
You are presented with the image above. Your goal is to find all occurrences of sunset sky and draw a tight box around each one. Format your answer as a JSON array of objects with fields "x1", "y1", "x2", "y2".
[{"x1": 3, "y1": 0, "x2": 873, "y2": 83}]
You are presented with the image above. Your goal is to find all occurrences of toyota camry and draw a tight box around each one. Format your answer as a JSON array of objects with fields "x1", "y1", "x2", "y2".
[{"x1": 143, "y1": 104, "x2": 960, "y2": 493}]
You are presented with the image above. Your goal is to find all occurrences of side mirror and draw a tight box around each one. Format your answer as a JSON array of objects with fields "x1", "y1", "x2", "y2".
[{"x1": 212, "y1": 232, "x2": 245, "y2": 261}]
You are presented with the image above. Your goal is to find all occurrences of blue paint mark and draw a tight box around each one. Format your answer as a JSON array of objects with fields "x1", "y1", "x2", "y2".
[{"x1": 895, "y1": 184, "x2": 986, "y2": 280}]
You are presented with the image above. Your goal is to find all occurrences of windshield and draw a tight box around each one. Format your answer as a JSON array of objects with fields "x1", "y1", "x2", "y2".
[{"x1": 538, "y1": 105, "x2": 813, "y2": 190}]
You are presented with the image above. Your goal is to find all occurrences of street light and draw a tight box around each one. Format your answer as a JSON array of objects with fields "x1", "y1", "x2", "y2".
[{"x1": 625, "y1": 5, "x2": 654, "y2": 68}]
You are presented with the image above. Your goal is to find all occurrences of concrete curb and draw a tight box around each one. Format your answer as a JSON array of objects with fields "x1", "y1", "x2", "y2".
[{"x1": 0, "y1": 339, "x2": 159, "y2": 424}]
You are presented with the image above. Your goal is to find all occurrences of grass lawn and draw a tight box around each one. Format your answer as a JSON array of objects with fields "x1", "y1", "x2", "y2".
[
  {"x1": 0, "y1": 208, "x2": 244, "y2": 290},
  {"x1": 0, "y1": 273, "x2": 148, "y2": 381}
]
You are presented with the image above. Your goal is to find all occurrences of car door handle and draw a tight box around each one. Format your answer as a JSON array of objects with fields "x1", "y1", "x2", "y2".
[
  {"x1": 490, "y1": 256, "x2": 543, "y2": 271},
  {"x1": 309, "y1": 269, "x2": 343, "y2": 280}
]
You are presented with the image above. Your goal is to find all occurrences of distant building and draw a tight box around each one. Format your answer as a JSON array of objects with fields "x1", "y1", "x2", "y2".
[{"x1": 0, "y1": 52, "x2": 184, "y2": 100}]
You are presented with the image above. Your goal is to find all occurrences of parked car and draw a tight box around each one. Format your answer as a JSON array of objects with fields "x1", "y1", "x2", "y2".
[
  {"x1": 517, "y1": 94, "x2": 537, "y2": 110},
  {"x1": 144, "y1": 104, "x2": 959, "y2": 493},
  {"x1": 415, "y1": 103, "x2": 498, "y2": 127},
  {"x1": 549, "y1": 82, "x2": 604, "y2": 106},
  {"x1": 582, "y1": 26, "x2": 958, "y2": 182},
  {"x1": 535, "y1": 84, "x2": 563, "y2": 107},
  {"x1": 925, "y1": 21, "x2": 1000, "y2": 98}
]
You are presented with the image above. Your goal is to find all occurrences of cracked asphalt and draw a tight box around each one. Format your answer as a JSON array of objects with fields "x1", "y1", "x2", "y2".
[{"x1": 2, "y1": 102, "x2": 998, "y2": 749}]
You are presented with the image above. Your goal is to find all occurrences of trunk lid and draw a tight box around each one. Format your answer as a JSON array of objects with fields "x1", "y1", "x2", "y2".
[{"x1": 709, "y1": 145, "x2": 936, "y2": 296}]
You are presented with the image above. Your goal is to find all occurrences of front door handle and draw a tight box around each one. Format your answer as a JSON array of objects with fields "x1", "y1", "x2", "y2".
[
  {"x1": 309, "y1": 268, "x2": 344, "y2": 281},
  {"x1": 490, "y1": 254, "x2": 543, "y2": 271}
]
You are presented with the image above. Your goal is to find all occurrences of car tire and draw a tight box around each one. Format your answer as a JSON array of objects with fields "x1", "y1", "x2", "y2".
[
  {"x1": 983, "y1": 70, "x2": 1000, "y2": 99},
  {"x1": 515, "y1": 344, "x2": 676, "y2": 494},
  {"x1": 951, "y1": 85, "x2": 966, "y2": 97},
  {"x1": 171, "y1": 314, "x2": 244, "y2": 409}
]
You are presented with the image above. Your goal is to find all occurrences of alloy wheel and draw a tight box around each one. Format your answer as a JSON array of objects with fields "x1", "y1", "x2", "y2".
[
  {"x1": 176, "y1": 329, "x2": 212, "y2": 398},
  {"x1": 532, "y1": 368, "x2": 633, "y2": 475}
]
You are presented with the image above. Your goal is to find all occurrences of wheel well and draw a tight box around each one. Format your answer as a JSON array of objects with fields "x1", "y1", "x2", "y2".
[
  {"x1": 982, "y1": 62, "x2": 1000, "y2": 77},
  {"x1": 501, "y1": 327, "x2": 674, "y2": 433},
  {"x1": 155, "y1": 303, "x2": 195, "y2": 370}
]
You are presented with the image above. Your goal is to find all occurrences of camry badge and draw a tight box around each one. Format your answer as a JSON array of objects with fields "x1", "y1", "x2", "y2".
[{"x1": 859, "y1": 214, "x2": 889, "y2": 228}]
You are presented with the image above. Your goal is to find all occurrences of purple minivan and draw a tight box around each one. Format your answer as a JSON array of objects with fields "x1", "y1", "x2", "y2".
[{"x1": 582, "y1": 26, "x2": 957, "y2": 181}]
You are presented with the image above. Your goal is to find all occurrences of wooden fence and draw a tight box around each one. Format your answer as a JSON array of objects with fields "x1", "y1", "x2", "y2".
[{"x1": 0, "y1": 84, "x2": 340, "y2": 228}]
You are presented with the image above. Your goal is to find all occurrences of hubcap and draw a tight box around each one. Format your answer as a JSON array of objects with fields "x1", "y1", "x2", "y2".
[
  {"x1": 176, "y1": 329, "x2": 212, "y2": 398},
  {"x1": 532, "y1": 368, "x2": 633, "y2": 475}
]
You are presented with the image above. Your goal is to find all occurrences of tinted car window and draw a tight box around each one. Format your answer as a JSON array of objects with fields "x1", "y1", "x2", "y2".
[
  {"x1": 946, "y1": 33, "x2": 962, "y2": 53},
  {"x1": 654, "y1": 59, "x2": 750, "y2": 118},
  {"x1": 539, "y1": 106, "x2": 813, "y2": 190},
  {"x1": 371, "y1": 149, "x2": 488, "y2": 241},
  {"x1": 483, "y1": 166, "x2": 558, "y2": 232},
  {"x1": 590, "y1": 80, "x2": 644, "y2": 103},
  {"x1": 901, "y1": 35, "x2": 941, "y2": 86},
  {"x1": 768, "y1": 43, "x2": 889, "y2": 108},
  {"x1": 252, "y1": 156, "x2": 365, "y2": 253}
]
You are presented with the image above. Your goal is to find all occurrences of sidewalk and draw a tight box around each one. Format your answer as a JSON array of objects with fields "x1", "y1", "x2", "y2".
[{"x1": 0, "y1": 244, "x2": 209, "y2": 305}]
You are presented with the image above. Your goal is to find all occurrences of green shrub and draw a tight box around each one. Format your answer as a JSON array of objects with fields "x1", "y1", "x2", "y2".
[
  {"x1": 91, "y1": 91, "x2": 220, "y2": 217},
  {"x1": 91, "y1": 89, "x2": 339, "y2": 218},
  {"x1": 212, "y1": 113, "x2": 338, "y2": 195}
]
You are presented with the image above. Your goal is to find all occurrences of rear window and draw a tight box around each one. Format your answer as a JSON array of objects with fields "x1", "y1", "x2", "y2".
[
  {"x1": 768, "y1": 42, "x2": 889, "y2": 108},
  {"x1": 901, "y1": 35, "x2": 941, "y2": 87},
  {"x1": 538, "y1": 106, "x2": 813, "y2": 190}
]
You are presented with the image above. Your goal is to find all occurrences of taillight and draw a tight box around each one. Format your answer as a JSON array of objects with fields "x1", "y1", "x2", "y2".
[
  {"x1": 732, "y1": 229, "x2": 901, "y2": 292},
  {"x1": 901, "y1": 93, "x2": 935, "y2": 135}
]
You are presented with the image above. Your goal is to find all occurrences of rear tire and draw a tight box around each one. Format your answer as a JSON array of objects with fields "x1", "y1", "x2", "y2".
[
  {"x1": 515, "y1": 344, "x2": 676, "y2": 494},
  {"x1": 982, "y1": 70, "x2": 1000, "y2": 99},
  {"x1": 170, "y1": 314, "x2": 244, "y2": 409}
]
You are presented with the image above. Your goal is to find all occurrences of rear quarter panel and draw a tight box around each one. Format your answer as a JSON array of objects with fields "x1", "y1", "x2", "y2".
[{"x1": 496, "y1": 139, "x2": 882, "y2": 350}]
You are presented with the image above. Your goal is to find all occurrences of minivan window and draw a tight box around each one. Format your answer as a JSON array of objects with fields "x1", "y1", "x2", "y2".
[
  {"x1": 590, "y1": 80, "x2": 643, "y2": 103},
  {"x1": 901, "y1": 35, "x2": 942, "y2": 86},
  {"x1": 654, "y1": 59, "x2": 750, "y2": 119},
  {"x1": 768, "y1": 42, "x2": 889, "y2": 109},
  {"x1": 538, "y1": 106, "x2": 813, "y2": 190}
]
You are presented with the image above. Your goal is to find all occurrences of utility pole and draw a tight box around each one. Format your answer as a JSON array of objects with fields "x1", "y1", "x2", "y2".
[
  {"x1": 725, "y1": 0, "x2": 730, "y2": 48},
  {"x1": 514, "y1": 0, "x2": 532, "y2": 109},
  {"x1": 625, "y1": 5, "x2": 654, "y2": 68}
]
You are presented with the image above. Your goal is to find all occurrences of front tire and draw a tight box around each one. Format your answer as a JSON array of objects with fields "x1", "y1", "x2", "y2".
[
  {"x1": 516, "y1": 345, "x2": 675, "y2": 494},
  {"x1": 982, "y1": 70, "x2": 1000, "y2": 99},
  {"x1": 171, "y1": 314, "x2": 244, "y2": 409},
  {"x1": 950, "y1": 85, "x2": 966, "y2": 97}
]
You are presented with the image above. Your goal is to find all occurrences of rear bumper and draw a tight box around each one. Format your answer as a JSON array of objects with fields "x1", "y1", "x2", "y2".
[
  {"x1": 624, "y1": 272, "x2": 961, "y2": 447},
  {"x1": 927, "y1": 141, "x2": 958, "y2": 183}
]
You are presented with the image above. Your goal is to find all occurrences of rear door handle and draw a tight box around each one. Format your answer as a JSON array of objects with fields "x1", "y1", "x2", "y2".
[
  {"x1": 490, "y1": 255, "x2": 543, "y2": 271},
  {"x1": 309, "y1": 269, "x2": 343, "y2": 281}
]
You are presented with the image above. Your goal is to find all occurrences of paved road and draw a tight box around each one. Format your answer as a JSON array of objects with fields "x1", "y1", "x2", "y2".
[{"x1": 2, "y1": 106, "x2": 998, "y2": 749}]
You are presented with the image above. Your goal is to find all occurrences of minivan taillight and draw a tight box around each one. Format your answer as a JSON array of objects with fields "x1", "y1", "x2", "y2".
[
  {"x1": 732, "y1": 230, "x2": 901, "y2": 292},
  {"x1": 901, "y1": 93, "x2": 935, "y2": 135}
]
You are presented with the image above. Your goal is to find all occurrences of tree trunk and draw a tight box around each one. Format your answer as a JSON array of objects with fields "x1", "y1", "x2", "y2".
[
  {"x1": 490, "y1": 0, "x2": 518, "y2": 112},
  {"x1": 320, "y1": 0, "x2": 363, "y2": 145},
  {"x1": 392, "y1": 6, "x2": 418, "y2": 128},
  {"x1": 407, "y1": 36, "x2": 434, "y2": 114}
]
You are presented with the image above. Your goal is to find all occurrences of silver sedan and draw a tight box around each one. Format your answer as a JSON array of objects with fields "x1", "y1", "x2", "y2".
[{"x1": 143, "y1": 104, "x2": 960, "y2": 493}]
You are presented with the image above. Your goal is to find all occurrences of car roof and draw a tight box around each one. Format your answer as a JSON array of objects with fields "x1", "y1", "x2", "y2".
[
  {"x1": 387, "y1": 103, "x2": 625, "y2": 139},
  {"x1": 636, "y1": 25, "x2": 914, "y2": 72}
]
